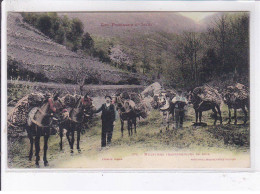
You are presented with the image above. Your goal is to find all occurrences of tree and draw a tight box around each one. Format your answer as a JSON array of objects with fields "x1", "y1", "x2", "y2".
[
  {"x1": 207, "y1": 13, "x2": 249, "y2": 74},
  {"x1": 141, "y1": 40, "x2": 151, "y2": 74},
  {"x1": 109, "y1": 45, "x2": 132, "y2": 70},
  {"x1": 37, "y1": 14, "x2": 52, "y2": 36},
  {"x1": 175, "y1": 32, "x2": 202, "y2": 86},
  {"x1": 81, "y1": 32, "x2": 94, "y2": 51},
  {"x1": 208, "y1": 14, "x2": 230, "y2": 73}
]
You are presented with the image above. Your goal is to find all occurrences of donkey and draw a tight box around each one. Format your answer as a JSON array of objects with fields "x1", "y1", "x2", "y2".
[
  {"x1": 188, "y1": 90, "x2": 222, "y2": 125},
  {"x1": 59, "y1": 94, "x2": 94, "y2": 153},
  {"x1": 112, "y1": 94, "x2": 137, "y2": 137},
  {"x1": 223, "y1": 88, "x2": 249, "y2": 125},
  {"x1": 27, "y1": 93, "x2": 64, "y2": 167}
]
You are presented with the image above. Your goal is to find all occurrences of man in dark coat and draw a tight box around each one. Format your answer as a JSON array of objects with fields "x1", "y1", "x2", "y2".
[
  {"x1": 95, "y1": 95, "x2": 116, "y2": 148},
  {"x1": 171, "y1": 89, "x2": 188, "y2": 129}
]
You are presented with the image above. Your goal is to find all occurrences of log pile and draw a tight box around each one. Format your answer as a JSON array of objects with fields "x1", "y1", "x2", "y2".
[
  {"x1": 193, "y1": 84, "x2": 222, "y2": 105},
  {"x1": 8, "y1": 92, "x2": 46, "y2": 137},
  {"x1": 226, "y1": 83, "x2": 248, "y2": 101}
]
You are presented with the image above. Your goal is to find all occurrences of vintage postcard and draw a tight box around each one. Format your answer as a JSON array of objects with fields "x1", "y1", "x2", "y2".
[{"x1": 5, "y1": 10, "x2": 250, "y2": 170}]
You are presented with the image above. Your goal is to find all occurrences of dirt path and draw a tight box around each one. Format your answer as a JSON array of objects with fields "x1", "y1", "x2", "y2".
[
  {"x1": 8, "y1": 80, "x2": 144, "y2": 95},
  {"x1": 47, "y1": 122, "x2": 250, "y2": 169}
]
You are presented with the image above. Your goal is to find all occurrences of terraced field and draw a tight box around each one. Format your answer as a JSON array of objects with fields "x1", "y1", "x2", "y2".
[{"x1": 7, "y1": 13, "x2": 148, "y2": 85}]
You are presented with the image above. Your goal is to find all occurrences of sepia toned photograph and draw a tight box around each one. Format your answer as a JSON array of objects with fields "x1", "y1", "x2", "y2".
[{"x1": 6, "y1": 11, "x2": 250, "y2": 169}]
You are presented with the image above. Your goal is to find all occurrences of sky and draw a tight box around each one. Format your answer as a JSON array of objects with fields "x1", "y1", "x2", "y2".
[{"x1": 178, "y1": 12, "x2": 216, "y2": 22}]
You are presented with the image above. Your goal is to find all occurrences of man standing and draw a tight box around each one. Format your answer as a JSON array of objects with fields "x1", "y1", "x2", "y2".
[
  {"x1": 172, "y1": 89, "x2": 187, "y2": 129},
  {"x1": 95, "y1": 95, "x2": 116, "y2": 148},
  {"x1": 159, "y1": 90, "x2": 170, "y2": 132}
]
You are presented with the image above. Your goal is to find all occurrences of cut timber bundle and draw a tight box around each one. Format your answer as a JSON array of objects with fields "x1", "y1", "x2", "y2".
[
  {"x1": 8, "y1": 93, "x2": 46, "y2": 131},
  {"x1": 193, "y1": 84, "x2": 223, "y2": 105},
  {"x1": 226, "y1": 83, "x2": 249, "y2": 101}
]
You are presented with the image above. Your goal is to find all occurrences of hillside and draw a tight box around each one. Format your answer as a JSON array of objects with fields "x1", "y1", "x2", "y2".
[
  {"x1": 7, "y1": 13, "x2": 148, "y2": 85},
  {"x1": 60, "y1": 12, "x2": 203, "y2": 38}
]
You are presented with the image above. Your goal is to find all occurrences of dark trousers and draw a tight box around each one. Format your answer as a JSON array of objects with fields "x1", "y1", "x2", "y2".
[
  {"x1": 175, "y1": 109, "x2": 185, "y2": 128},
  {"x1": 101, "y1": 120, "x2": 114, "y2": 147}
]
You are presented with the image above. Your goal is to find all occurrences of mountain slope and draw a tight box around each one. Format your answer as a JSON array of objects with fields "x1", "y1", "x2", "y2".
[
  {"x1": 60, "y1": 12, "x2": 203, "y2": 38},
  {"x1": 7, "y1": 13, "x2": 148, "y2": 85}
]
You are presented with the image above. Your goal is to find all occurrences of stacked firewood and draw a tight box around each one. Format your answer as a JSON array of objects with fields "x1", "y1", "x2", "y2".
[
  {"x1": 8, "y1": 92, "x2": 46, "y2": 137},
  {"x1": 193, "y1": 84, "x2": 222, "y2": 105},
  {"x1": 226, "y1": 83, "x2": 249, "y2": 101}
]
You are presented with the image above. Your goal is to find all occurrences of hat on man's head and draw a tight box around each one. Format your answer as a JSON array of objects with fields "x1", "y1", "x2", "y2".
[
  {"x1": 177, "y1": 89, "x2": 183, "y2": 93},
  {"x1": 105, "y1": 95, "x2": 112, "y2": 100}
]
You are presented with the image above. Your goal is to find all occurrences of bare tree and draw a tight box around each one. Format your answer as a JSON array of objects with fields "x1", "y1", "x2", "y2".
[
  {"x1": 175, "y1": 32, "x2": 202, "y2": 85},
  {"x1": 208, "y1": 14, "x2": 229, "y2": 72},
  {"x1": 67, "y1": 63, "x2": 89, "y2": 95}
]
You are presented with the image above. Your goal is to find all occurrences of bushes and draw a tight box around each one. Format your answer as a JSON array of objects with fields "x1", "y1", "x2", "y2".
[
  {"x1": 21, "y1": 13, "x2": 89, "y2": 52},
  {"x1": 8, "y1": 58, "x2": 49, "y2": 82}
]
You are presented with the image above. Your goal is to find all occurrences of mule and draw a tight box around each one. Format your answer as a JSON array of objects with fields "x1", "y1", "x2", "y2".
[
  {"x1": 112, "y1": 95, "x2": 137, "y2": 137},
  {"x1": 27, "y1": 95, "x2": 64, "y2": 167},
  {"x1": 59, "y1": 95, "x2": 94, "y2": 153},
  {"x1": 223, "y1": 92, "x2": 249, "y2": 125},
  {"x1": 188, "y1": 92, "x2": 222, "y2": 125}
]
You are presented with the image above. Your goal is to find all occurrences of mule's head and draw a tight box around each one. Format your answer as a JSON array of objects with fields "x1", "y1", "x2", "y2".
[
  {"x1": 112, "y1": 95, "x2": 118, "y2": 105},
  {"x1": 222, "y1": 90, "x2": 231, "y2": 104},
  {"x1": 187, "y1": 91, "x2": 195, "y2": 104},
  {"x1": 158, "y1": 94, "x2": 167, "y2": 108}
]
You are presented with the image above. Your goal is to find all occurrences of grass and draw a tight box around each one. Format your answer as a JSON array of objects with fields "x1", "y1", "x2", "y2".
[{"x1": 7, "y1": 103, "x2": 250, "y2": 168}]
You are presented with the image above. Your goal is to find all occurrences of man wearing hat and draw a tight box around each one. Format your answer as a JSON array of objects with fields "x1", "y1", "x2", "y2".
[
  {"x1": 158, "y1": 90, "x2": 170, "y2": 132},
  {"x1": 95, "y1": 94, "x2": 116, "y2": 148},
  {"x1": 172, "y1": 89, "x2": 188, "y2": 129}
]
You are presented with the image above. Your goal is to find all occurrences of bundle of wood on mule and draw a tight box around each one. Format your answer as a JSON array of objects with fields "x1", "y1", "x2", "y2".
[
  {"x1": 225, "y1": 83, "x2": 248, "y2": 102},
  {"x1": 223, "y1": 83, "x2": 249, "y2": 124},
  {"x1": 141, "y1": 82, "x2": 162, "y2": 97},
  {"x1": 129, "y1": 92, "x2": 148, "y2": 119},
  {"x1": 60, "y1": 93, "x2": 96, "y2": 121},
  {"x1": 193, "y1": 84, "x2": 223, "y2": 105},
  {"x1": 8, "y1": 92, "x2": 46, "y2": 135},
  {"x1": 61, "y1": 93, "x2": 79, "y2": 108},
  {"x1": 190, "y1": 85, "x2": 223, "y2": 125},
  {"x1": 165, "y1": 89, "x2": 177, "y2": 100}
]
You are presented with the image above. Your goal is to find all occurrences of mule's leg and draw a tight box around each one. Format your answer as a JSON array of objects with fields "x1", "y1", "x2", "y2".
[
  {"x1": 71, "y1": 130, "x2": 75, "y2": 153},
  {"x1": 195, "y1": 110, "x2": 198, "y2": 124},
  {"x1": 59, "y1": 126, "x2": 63, "y2": 151},
  {"x1": 130, "y1": 120, "x2": 133, "y2": 136},
  {"x1": 199, "y1": 111, "x2": 202, "y2": 123},
  {"x1": 77, "y1": 128, "x2": 81, "y2": 153},
  {"x1": 242, "y1": 106, "x2": 248, "y2": 124},
  {"x1": 216, "y1": 105, "x2": 222, "y2": 124},
  {"x1": 228, "y1": 107, "x2": 231, "y2": 124},
  {"x1": 127, "y1": 120, "x2": 131, "y2": 136},
  {"x1": 43, "y1": 135, "x2": 49, "y2": 166},
  {"x1": 180, "y1": 110, "x2": 184, "y2": 128},
  {"x1": 121, "y1": 118, "x2": 124, "y2": 137},
  {"x1": 133, "y1": 117, "x2": 137, "y2": 134},
  {"x1": 35, "y1": 135, "x2": 40, "y2": 167},
  {"x1": 234, "y1": 108, "x2": 237, "y2": 125},
  {"x1": 66, "y1": 130, "x2": 71, "y2": 148},
  {"x1": 28, "y1": 134, "x2": 33, "y2": 161},
  {"x1": 212, "y1": 108, "x2": 217, "y2": 125},
  {"x1": 166, "y1": 111, "x2": 169, "y2": 130}
]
